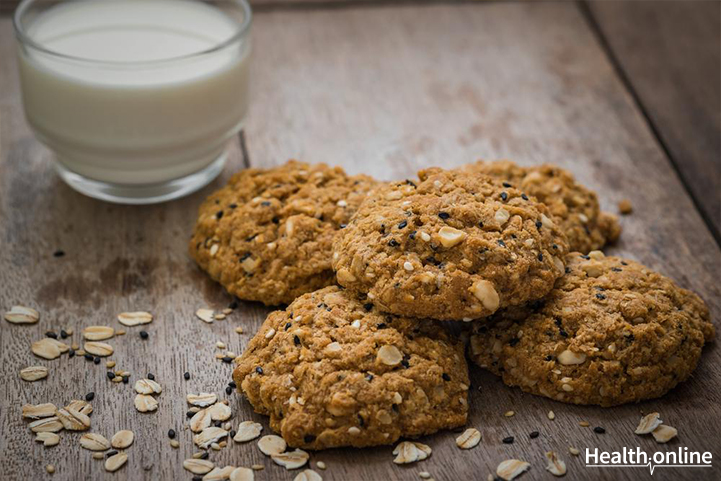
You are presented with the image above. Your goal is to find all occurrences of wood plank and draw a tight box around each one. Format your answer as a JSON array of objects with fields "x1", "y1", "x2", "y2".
[
  {"x1": 0, "y1": 2, "x2": 720, "y2": 481},
  {"x1": 588, "y1": 0, "x2": 721, "y2": 239}
]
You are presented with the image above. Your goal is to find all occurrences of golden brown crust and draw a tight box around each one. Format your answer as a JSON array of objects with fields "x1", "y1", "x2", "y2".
[
  {"x1": 189, "y1": 161, "x2": 377, "y2": 305},
  {"x1": 469, "y1": 251, "x2": 715, "y2": 406},
  {"x1": 233, "y1": 286, "x2": 469, "y2": 449},
  {"x1": 462, "y1": 160, "x2": 621, "y2": 253},
  {"x1": 332, "y1": 168, "x2": 570, "y2": 320}
]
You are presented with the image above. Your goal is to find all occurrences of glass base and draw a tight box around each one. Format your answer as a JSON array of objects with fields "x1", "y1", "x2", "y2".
[{"x1": 54, "y1": 151, "x2": 227, "y2": 205}]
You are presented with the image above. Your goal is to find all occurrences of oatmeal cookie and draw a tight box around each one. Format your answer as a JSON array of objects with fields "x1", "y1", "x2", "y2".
[
  {"x1": 189, "y1": 161, "x2": 376, "y2": 305},
  {"x1": 332, "y1": 168, "x2": 569, "y2": 321},
  {"x1": 469, "y1": 251, "x2": 715, "y2": 406},
  {"x1": 233, "y1": 286, "x2": 469, "y2": 449},
  {"x1": 462, "y1": 160, "x2": 620, "y2": 253}
]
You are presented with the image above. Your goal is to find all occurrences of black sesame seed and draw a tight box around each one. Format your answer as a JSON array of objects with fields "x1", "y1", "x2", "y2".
[
  {"x1": 442, "y1": 373, "x2": 451, "y2": 381},
  {"x1": 184, "y1": 372, "x2": 190, "y2": 380},
  {"x1": 147, "y1": 373, "x2": 155, "y2": 380},
  {"x1": 230, "y1": 430, "x2": 236, "y2": 438},
  {"x1": 222, "y1": 356, "x2": 233, "y2": 363},
  {"x1": 611, "y1": 267, "x2": 622, "y2": 272},
  {"x1": 497, "y1": 240, "x2": 506, "y2": 247},
  {"x1": 594, "y1": 426, "x2": 606, "y2": 434},
  {"x1": 285, "y1": 322, "x2": 292, "y2": 330},
  {"x1": 596, "y1": 293, "x2": 607, "y2": 300},
  {"x1": 107, "y1": 450, "x2": 118, "y2": 458},
  {"x1": 225, "y1": 386, "x2": 232, "y2": 395},
  {"x1": 502, "y1": 182, "x2": 512, "y2": 188},
  {"x1": 535, "y1": 220, "x2": 543, "y2": 229},
  {"x1": 537, "y1": 253, "x2": 544, "y2": 261},
  {"x1": 186, "y1": 411, "x2": 194, "y2": 418},
  {"x1": 388, "y1": 239, "x2": 399, "y2": 247},
  {"x1": 621, "y1": 261, "x2": 628, "y2": 266},
  {"x1": 545, "y1": 355, "x2": 553, "y2": 361},
  {"x1": 216, "y1": 210, "x2": 224, "y2": 219},
  {"x1": 229, "y1": 203, "x2": 237, "y2": 209},
  {"x1": 168, "y1": 429, "x2": 176, "y2": 439},
  {"x1": 46, "y1": 331, "x2": 58, "y2": 339},
  {"x1": 193, "y1": 477, "x2": 203, "y2": 481},
  {"x1": 85, "y1": 392, "x2": 95, "y2": 401},
  {"x1": 60, "y1": 329, "x2": 68, "y2": 339},
  {"x1": 68, "y1": 349, "x2": 75, "y2": 358},
  {"x1": 478, "y1": 221, "x2": 484, "y2": 228},
  {"x1": 366, "y1": 374, "x2": 374, "y2": 382},
  {"x1": 377, "y1": 323, "x2": 387, "y2": 329},
  {"x1": 565, "y1": 267, "x2": 571, "y2": 274},
  {"x1": 214, "y1": 421, "x2": 222, "y2": 427},
  {"x1": 500, "y1": 192, "x2": 508, "y2": 201},
  {"x1": 229, "y1": 301, "x2": 239, "y2": 310},
  {"x1": 398, "y1": 220, "x2": 407, "y2": 229},
  {"x1": 53, "y1": 250, "x2": 65, "y2": 257},
  {"x1": 255, "y1": 366, "x2": 264, "y2": 375},
  {"x1": 239, "y1": 252, "x2": 251, "y2": 262},
  {"x1": 200, "y1": 452, "x2": 209, "y2": 460},
  {"x1": 94, "y1": 357, "x2": 101, "y2": 365},
  {"x1": 84, "y1": 353, "x2": 93, "y2": 361},
  {"x1": 261, "y1": 201, "x2": 271, "y2": 207},
  {"x1": 530, "y1": 431, "x2": 540, "y2": 439},
  {"x1": 509, "y1": 338, "x2": 520, "y2": 347},
  {"x1": 409, "y1": 231, "x2": 416, "y2": 240},
  {"x1": 521, "y1": 193, "x2": 529, "y2": 201},
  {"x1": 559, "y1": 329, "x2": 569, "y2": 338},
  {"x1": 502, "y1": 436, "x2": 514, "y2": 444},
  {"x1": 438, "y1": 212, "x2": 450, "y2": 220},
  {"x1": 122, "y1": 375, "x2": 129, "y2": 384},
  {"x1": 107, "y1": 371, "x2": 116, "y2": 380},
  {"x1": 580, "y1": 254, "x2": 590, "y2": 260},
  {"x1": 229, "y1": 381, "x2": 237, "y2": 388},
  {"x1": 294, "y1": 335, "x2": 301, "y2": 346},
  {"x1": 400, "y1": 359, "x2": 410, "y2": 368},
  {"x1": 304, "y1": 434, "x2": 316, "y2": 443},
  {"x1": 139, "y1": 331, "x2": 149, "y2": 339}
]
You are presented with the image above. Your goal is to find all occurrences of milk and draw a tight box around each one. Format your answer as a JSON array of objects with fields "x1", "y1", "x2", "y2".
[{"x1": 17, "y1": 0, "x2": 250, "y2": 185}]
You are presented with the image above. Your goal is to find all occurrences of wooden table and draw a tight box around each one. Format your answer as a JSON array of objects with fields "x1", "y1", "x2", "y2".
[{"x1": 1, "y1": 1, "x2": 719, "y2": 480}]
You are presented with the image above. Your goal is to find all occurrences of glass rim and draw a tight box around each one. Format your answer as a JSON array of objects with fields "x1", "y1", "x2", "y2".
[{"x1": 12, "y1": 0, "x2": 252, "y2": 66}]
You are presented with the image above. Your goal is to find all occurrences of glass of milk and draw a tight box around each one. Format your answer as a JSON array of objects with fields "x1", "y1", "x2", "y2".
[{"x1": 13, "y1": 0, "x2": 252, "y2": 204}]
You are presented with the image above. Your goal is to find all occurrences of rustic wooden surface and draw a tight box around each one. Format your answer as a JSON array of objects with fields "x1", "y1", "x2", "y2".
[
  {"x1": 588, "y1": 0, "x2": 721, "y2": 241},
  {"x1": 1, "y1": 2, "x2": 720, "y2": 481}
]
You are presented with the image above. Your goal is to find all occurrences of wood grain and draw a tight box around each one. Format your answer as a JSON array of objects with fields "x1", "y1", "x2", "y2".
[
  {"x1": 1, "y1": 2, "x2": 720, "y2": 481},
  {"x1": 587, "y1": 0, "x2": 721, "y2": 239}
]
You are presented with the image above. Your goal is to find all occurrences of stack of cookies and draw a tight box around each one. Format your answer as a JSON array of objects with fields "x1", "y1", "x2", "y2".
[{"x1": 189, "y1": 160, "x2": 714, "y2": 451}]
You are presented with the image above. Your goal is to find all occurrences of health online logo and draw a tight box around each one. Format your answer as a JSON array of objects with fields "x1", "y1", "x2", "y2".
[{"x1": 585, "y1": 447, "x2": 713, "y2": 475}]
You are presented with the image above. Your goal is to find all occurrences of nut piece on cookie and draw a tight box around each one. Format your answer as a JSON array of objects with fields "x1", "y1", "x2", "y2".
[
  {"x1": 468, "y1": 252, "x2": 715, "y2": 406},
  {"x1": 461, "y1": 160, "x2": 620, "y2": 253},
  {"x1": 189, "y1": 161, "x2": 377, "y2": 306},
  {"x1": 332, "y1": 167, "x2": 569, "y2": 321},
  {"x1": 233, "y1": 286, "x2": 469, "y2": 449}
]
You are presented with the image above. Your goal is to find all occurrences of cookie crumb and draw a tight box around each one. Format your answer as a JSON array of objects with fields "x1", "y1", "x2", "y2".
[{"x1": 618, "y1": 199, "x2": 633, "y2": 214}]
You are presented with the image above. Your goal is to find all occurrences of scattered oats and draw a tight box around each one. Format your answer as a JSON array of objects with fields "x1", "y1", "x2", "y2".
[
  {"x1": 20, "y1": 366, "x2": 48, "y2": 382},
  {"x1": 222, "y1": 308, "x2": 233, "y2": 315},
  {"x1": 393, "y1": 441, "x2": 431, "y2": 464},
  {"x1": 234, "y1": 421, "x2": 263, "y2": 443},
  {"x1": 56, "y1": 407, "x2": 91, "y2": 431},
  {"x1": 194, "y1": 427, "x2": 229, "y2": 449},
  {"x1": 258, "y1": 435, "x2": 287, "y2": 456},
  {"x1": 190, "y1": 409, "x2": 212, "y2": 433},
  {"x1": 568, "y1": 447, "x2": 580, "y2": 456},
  {"x1": 265, "y1": 328, "x2": 276, "y2": 339},
  {"x1": 545, "y1": 451, "x2": 566, "y2": 476},
  {"x1": 377, "y1": 345, "x2": 403, "y2": 366},
  {"x1": 652, "y1": 424, "x2": 677, "y2": 443},
  {"x1": 216, "y1": 341, "x2": 227, "y2": 349},
  {"x1": 215, "y1": 313, "x2": 227, "y2": 321},
  {"x1": 66, "y1": 399, "x2": 93, "y2": 415},
  {"x1": 230, "y1": 467, "x2": 255, "y2": 481},
  {"x1": 557, "y1": 350, "x2": 586, "y2": 365},
  {"x1": 496, "y1": 459, "x2": 530, "y2": 480},
  {"x1": 111, "y1": 430, "x2": 134, "y2": 449},
  {"x1": 223, "y1": 422, "x2": 232, "y2": 431},
  {"x1": 134, "y1": 394, "x2": 159, "y2": 413},
  {"x1": 196, "y1": 308, "x2": 215, "y2": 323},
  {"x1": 76, "y1": 349, "x2": 86, "y2": 356},
  {"x1": 134, "y1": 378, "x2": 162, "y2": 395},
  {"x1": 189, "y1": 406, "x2": 201, "y2": 413},
  {"x1": 211, "y1": 442, "x2": 221, "y2": 451},
  {"x1": 170, "y1": 439, "x2": 180, "y2": 448},
  {"x1": 183, "y1": 459, "x2": 215, "y2": 475},
  {"x1": 117, "y1": 311, "x2": 153, "y2": 326},
  {"x1": 204, "y1": 466, "x2": 236, "y2": 480},
  {"x1": 209, "y1": 403, "x2": 232, "y2": 421},
  {"x1": 219, "y1": 440, "x2": 228, "y2": 448},
  {"x1": 106, "y1": 361, "x2": 116, "y2": 368},
  {"x1": 46, "y1": 464, "x2": 55, "y2": 474},
  {"x1": 635, "y1": 412, "x2": 662, "y2": 435},
  {"x1": 272, "y1": 449, "x2": 310, "y2": 470},
  {"x1": 79, "y1": 433, "x2": 111, "y2": 451},
  {"x1": 235, "y1": 327, "x2": 244, "y2": 334},
  {"x1": 84, "y1": 341, "x2": 113, "y2": 357},
  {"x1": 294, "y1": 469, "x2": 322, "y2": 481},
  {"x1": 116, "y1": 330, "x2": 126, "y2": 336},
  {"x1": 188, "y1": 393, "x2": 218, "y2": 407},
  {"x1": 456, "y1": 428, "x2": 481, "y2": 449},
  {"x1": 92, "y1": 453, "x2": 104, "y2": 460},
  {"x1": 29, "y1": 417, "x2": 64, "y2": 433},
  {"x1": 504, "y1": 411, "x2": 515, "y2": 417},
  {"x1": 82, "y1": 326, "x2": 115, "y2": 341},
  {"x1": 548, "y1": 410, "x2": 555, "y2": 420},
  {"x1": 4, "y1": 305, "x2": 39, "y2": 324},
  {"x1": 105, "y1": 452, "x2": 128, "y2": 472},
  {"x1": 470, "y1": 280, "x2": 500, "y2": 312},
  {"x1": 112, "y1": 376, "x2": 123, "y2": 383},
  {"x1": 316, "y1": 461, "x2": 326, "y2": 470},
  {"x1": 226, "y1": 351, "x2": 236, "y2": 358},
  {"x1": 22, "y1": 403, "x2": 57, "y2": 419},
  {"x1": 579, "y1": 421, "x2": 590, "y2": 427},
  {"x1": 31, "y1": 338, "x2": 68, "y2": 359},
  {"x1": 35, "y1": 432, "x2": 60, "y2": 447}
]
